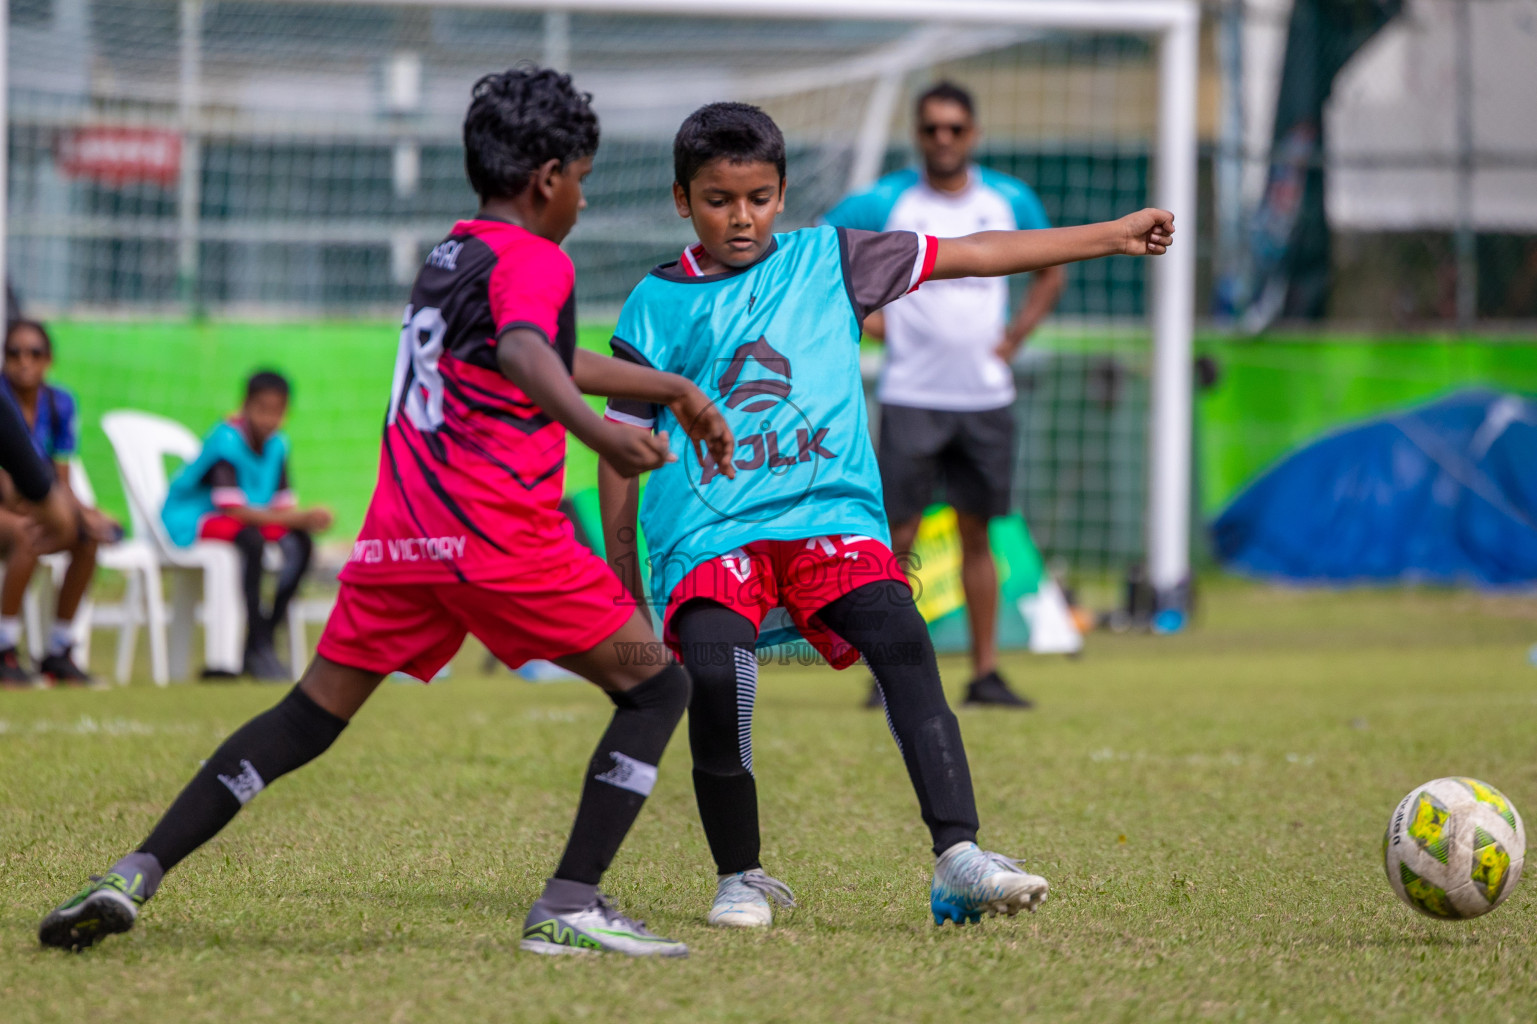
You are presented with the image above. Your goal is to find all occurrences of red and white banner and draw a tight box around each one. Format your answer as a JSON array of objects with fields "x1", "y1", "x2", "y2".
[{"x1": 56, "y1": 127, "x2": 181, "y2": 187}]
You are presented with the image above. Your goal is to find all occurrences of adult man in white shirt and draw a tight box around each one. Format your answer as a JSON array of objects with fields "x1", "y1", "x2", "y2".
[{"x1": 824, "y1": 81, "x2": 1064, "y2": 708}]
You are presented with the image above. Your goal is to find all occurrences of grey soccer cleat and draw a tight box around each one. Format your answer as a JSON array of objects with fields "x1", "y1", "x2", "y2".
[
  {"x1": 39, "y1": 871, "x2": 148, "y2": 951},
  {"x1": 520, "y1": 891, "x2": 688, "y2": 958}
]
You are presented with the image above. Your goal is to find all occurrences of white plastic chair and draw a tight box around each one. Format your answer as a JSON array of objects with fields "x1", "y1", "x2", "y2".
[
  {"x1": 24, "y1": 457, "x2": 168, "y2": 685},
  {"x1": 101, "y1": 411, "x2": 308, "y2": 682}
]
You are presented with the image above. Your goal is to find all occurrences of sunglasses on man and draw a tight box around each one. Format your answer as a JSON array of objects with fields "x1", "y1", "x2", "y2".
[{"x1": 919, "y1": 122, "x2": 971, "y2": 138}]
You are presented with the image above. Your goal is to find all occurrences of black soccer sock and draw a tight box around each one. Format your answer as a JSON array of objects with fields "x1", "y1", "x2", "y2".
[
  {"x1": 232, "y1": 526, "x2": 267, "y2": 648},
  {"x1": 137, "y1": 684, "x2": 349, "y2": 873},
  {"x1": 674, "y1": 600, "x2": 763, "y2": 875},
  {"x1": 552, "y1": 662, "x2": 690, "y2": 886},
  {"x1": 816, "y1": 580, "x2": 981, "y2": 855},
  {"x1": 267, "y1": 529, "x2": 313, "y2": 631}
]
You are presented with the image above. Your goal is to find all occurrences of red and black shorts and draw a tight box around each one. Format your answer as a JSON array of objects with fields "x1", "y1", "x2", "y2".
[{"x1": 661, "y1": 534, "x2": 909, "y2": 670}]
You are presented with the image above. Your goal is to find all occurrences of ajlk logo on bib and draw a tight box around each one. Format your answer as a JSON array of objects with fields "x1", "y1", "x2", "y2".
[{"x1": 690, "y1": 336, "x2": 838, "y2": 517}]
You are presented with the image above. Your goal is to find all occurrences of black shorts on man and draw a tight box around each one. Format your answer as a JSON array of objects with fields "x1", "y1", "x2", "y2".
[{"x1": 876, "y1": 402, "x2": 1015, "y2": 523}]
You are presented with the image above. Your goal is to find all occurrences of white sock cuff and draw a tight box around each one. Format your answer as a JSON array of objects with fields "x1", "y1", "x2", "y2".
[{"x1": 48, "y1": 621, "x2": 74, "y2": 654}]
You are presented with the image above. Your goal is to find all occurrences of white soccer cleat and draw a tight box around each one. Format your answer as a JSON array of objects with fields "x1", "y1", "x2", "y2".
[
  {"x1": 707, "y1": 869, "x2": 797, "y2": 928},
  {"x1": 930, "y1": 841, "x2": 1049, "y2": 925}
]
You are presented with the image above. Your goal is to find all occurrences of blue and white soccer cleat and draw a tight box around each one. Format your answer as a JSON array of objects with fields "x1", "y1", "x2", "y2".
[
  {"x1": 707, "y1": 869, "x2": 797, "y2": 928},
  {"x1": 930, "y1": 841, "x2": 1049, "y2": 925},
  {"x1": 520, "y1": 891, "x2": 688, "y2": 958}
]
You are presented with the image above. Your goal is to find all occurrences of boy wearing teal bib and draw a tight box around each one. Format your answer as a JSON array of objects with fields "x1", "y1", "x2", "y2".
[
  {"x1": 601, "y1": 102, "x2": 1174, "y2": 930},
  {"x1": 163, "y1": 372, "x2": 334, "y2": 679}
]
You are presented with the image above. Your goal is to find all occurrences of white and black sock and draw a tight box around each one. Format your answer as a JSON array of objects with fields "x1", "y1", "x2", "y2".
[
  {"x1": 47, "y1": 621, "x2": 73, "y2": 657},
  {"x1": 674, "y1": 600, "x2": 764, "y2": 875}
]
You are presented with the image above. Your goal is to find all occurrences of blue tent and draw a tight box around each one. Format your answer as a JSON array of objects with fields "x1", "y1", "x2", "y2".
[{"x1": 1213, "y1": 389, "x2": 1537, "y2": 587}]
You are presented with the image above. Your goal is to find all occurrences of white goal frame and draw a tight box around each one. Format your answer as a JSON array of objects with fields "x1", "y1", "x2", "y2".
[{"x1": 0, "y1": 0, "x2": 1198, "y2": 603}]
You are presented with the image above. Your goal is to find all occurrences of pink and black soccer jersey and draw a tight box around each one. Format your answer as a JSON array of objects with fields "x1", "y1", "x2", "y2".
[{"x1": 341, "y1": 218, "x2": 581, "y2": 585}]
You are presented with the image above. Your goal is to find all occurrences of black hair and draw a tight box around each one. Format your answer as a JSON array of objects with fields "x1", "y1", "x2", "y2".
[
  {"x1": 246, "y1": 371, "x2": 290, "y2": 402},
  {"x1": 463, "y1": 65, "x2": 600, "y2": 203},
  {"x1": 915, "y1": 80, "x2": 976, "y2": 120},
  {"x1": 673, "y1": 102, "x2": 786, "y2": 194},
  {"x1": 5, "y1": 318, "x2": 52, "y2": 357}
]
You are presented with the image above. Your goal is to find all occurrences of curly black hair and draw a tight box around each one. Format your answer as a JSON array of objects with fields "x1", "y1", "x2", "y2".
[
  {"x1": 463, "y1": 65, "x2": 600, "y2": 202},
  {"x1": 673, "y1": 102, "x2": 785, "y2": 196}
]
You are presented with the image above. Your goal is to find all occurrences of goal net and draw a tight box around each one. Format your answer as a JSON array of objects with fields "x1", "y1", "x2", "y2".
[{"x1": 6, "y1": 0, "x2": 1196, "y2": 615}]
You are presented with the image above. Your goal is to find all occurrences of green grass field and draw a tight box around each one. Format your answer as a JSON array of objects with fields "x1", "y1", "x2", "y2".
[{"x1": 4, "y1": 580, "x2": 1537, "y2": 1023}]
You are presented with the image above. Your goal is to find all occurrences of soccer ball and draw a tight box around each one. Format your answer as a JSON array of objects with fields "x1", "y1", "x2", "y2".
[{"x1": 1383, "y1": 777, "x2": 1526, "y2": 919}]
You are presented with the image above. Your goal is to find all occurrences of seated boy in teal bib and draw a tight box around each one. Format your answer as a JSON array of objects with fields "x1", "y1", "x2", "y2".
[{"x1": 163, "y1": 372, "x2": 333, "y2": 679}]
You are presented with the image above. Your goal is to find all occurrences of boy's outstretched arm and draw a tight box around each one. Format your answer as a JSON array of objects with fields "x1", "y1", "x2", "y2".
[
  {"x1": 931, "y1": 208, "x2": 1174, "y2": 280},
  {"x1": 597, "y1": 456, "x2": 649, "y2": 623},
  {"x1": 497, "y1": 328, "x2": 673, "y2": 478},
  {"x1": 572, "y1": 349, "x2": 735, "y2": 479}
]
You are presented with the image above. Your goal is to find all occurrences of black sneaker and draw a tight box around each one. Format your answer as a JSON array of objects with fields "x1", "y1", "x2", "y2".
[
  {"x1": 0, "y1": 645, "x2": 38, "y2": 689},
  {"x1": 39, "y1": 647, "x2": 95, "y2": 687},
  {"x1": 242, "y1": 640, "x2": 291, "y2": 682},
  {"x1": 863, "y1": 677, "x2": 885, "y2": 709},
  {"x1": 962, "y1": 671, "x2": 1035, "y2": 709}
]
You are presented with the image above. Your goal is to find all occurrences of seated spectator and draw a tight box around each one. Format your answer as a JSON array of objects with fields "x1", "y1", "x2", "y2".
[
  {"x1": 0, "y1": 319, "x2": 119, "y2": 686},
  {"x1": 162, "y1": 372, "x2": 332, "y2": 681}
]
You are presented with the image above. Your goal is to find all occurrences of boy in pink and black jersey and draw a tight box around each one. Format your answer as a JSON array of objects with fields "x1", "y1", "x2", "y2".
[
  {"x1": 340, "y1": 217, "x2": 581, "y2": 596},
  {"x1": 40, "y1": 67, "x2": 736, "y2": 960}
]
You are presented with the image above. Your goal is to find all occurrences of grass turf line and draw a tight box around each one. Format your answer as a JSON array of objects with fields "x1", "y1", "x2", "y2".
[{"x1": 3, "y1": 580, "x2": 1537, "y2": 1023}]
